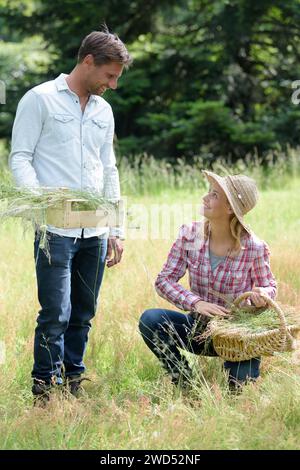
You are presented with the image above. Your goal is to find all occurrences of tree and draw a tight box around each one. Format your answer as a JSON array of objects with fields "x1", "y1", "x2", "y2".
[{"x1": 2, "y1": 0, "x2": 300, "y2": 161}]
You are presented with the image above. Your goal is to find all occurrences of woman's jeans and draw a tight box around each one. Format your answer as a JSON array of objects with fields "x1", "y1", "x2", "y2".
[
  {"x1": 139, "y1": 308, "x2": 260, "y2": 387},
  {"x1": 32, "y1": 231, "x2": 108, "y2": 384}
]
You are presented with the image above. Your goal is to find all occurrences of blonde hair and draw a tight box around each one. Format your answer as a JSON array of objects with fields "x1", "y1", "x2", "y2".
[{"x1": 204, "y1": 216, "x2": 246, "y2": 255}]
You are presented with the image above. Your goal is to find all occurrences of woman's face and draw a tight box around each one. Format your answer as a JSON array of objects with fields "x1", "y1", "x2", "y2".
[{"x1": 201, "y1": 179, "x2": 233, "y2": 221}]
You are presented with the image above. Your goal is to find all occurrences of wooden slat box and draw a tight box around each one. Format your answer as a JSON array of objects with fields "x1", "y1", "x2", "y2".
[{"x1": 46, "y1": 198, "x2": 125, "y2": 229}]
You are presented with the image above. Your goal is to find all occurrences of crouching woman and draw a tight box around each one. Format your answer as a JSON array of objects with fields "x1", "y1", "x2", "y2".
[{"x1": 139, "y1": 171, "x2": 277, "y2": 391}]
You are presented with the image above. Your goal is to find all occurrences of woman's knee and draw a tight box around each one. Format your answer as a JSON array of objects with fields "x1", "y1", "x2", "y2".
[
  {"x1": 224, "y1": 357, "x2": 261, "y2": 382},
  {"x1": 139, "y1": 309, "x2": 164, "y2": 335}
]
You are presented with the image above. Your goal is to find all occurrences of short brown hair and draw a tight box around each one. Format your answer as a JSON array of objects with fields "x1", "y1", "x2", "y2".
[{"x1": 78, "y1": 27, "x2": 132, "y2": 68}]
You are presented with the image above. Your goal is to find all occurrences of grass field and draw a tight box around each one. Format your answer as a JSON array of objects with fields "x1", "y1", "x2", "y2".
[{"x1": 0, "y1": 174, "x2": 300, "y2": 450}]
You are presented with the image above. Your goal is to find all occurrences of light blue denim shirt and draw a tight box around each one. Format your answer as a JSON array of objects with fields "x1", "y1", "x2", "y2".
[{"x1": 9, "y1": 73, "x2": 123, "y2": 239}]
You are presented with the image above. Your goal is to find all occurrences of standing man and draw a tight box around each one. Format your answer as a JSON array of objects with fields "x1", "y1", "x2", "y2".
[{"x1": 9, "y1": 26, "x2": 132, "y2": 401}]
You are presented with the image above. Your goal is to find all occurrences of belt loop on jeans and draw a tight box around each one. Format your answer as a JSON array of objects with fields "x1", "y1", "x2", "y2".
[{"x1": 81, "y1": 228, "x2": 84, "y2": 239}]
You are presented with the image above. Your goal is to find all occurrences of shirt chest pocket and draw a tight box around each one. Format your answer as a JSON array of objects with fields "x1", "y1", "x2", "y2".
[
  {"x1": 187, "y1": 256, "x2": 209, "y2": 287},
  {"x1": 229, "y1": 272, "x2": 245, "y2": 293},
  {"x1": 86, "y1": 119, "x2": 109, "y2": 148},
  {"x1": 52, "y1": 114, "x2": 76, "y2": 143}
]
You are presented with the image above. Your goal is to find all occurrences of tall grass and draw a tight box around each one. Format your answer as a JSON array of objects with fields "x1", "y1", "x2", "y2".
[
  {"x1": 0, "y1": 147, "x2": 299, "y2": 450},
  {"x1": 117, "y1": 146, "x2": 300, "y2": 195}
]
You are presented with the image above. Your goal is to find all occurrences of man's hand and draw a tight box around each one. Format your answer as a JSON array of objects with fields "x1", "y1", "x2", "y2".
[
  {"x1": 193, "y1": 300, "x2": 230, "y2": 318},
  {"x1": 249, "y1": 287, "x2": 268, "y2": 307},
  {"x1": 106, "y1": 237, "x2": 124, "y2": 268}
]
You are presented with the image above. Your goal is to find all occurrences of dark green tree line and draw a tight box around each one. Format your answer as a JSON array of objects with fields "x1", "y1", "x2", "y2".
[{"x1": 1, "y1": 0, "x2": 300, "y2": 162}]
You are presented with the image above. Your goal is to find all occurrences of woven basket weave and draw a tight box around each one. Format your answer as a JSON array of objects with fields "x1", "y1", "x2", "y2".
[{"x1": 211, "y1": 292, "x2": 300, "y2": 362}]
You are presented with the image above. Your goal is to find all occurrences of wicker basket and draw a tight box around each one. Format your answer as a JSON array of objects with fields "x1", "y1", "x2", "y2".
[{"x1": 211, "y1": 292, "x2": 300, "y2": 362}]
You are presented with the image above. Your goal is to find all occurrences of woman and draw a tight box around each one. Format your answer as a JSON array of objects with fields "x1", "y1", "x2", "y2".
[{"x1": 139, "y1": 170, "x2": 277, "y2": 391}]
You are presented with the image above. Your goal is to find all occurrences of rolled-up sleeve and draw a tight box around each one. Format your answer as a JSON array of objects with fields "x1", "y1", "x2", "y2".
[
  {"x1": 251, "y1": 242, "x2": 277, "y2": 299},
  {"x1": 155, "y1": 225, "x2": 203, "y2": 311},
  {"x1": 9, "y1": 90, "x2": 42, "y2": 188}
]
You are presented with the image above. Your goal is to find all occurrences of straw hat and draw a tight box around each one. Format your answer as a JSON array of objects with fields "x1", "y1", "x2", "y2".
[{"x1": 202, "y1": 170, "x2": 259, "y2": 234}]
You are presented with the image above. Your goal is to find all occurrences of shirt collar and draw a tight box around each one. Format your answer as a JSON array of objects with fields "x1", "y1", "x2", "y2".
[
  {"x1": 54, "y1": 73, "x2": 98, "y2": 101},
  {"x1": 54, "y1": 73, "x2": 69, "y2": 92}
]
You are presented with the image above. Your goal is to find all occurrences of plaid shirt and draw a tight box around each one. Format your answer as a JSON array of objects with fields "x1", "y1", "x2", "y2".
[{"x1": 155, "y1": 222, "x2": 277, "y2": 311}]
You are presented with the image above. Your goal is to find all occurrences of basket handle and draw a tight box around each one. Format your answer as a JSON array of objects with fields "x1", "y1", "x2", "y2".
[{"x1": 233, "y1": 291, "x2": 293, "y2": 346}]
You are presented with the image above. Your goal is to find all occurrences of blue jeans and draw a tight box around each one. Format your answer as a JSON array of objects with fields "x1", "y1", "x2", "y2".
[
  {"x1": 32, "y1": 231, "x2": 108, "y2": 384},
  {"x1": 139, "y1": 308, "x2": 260, "y2": 386}
]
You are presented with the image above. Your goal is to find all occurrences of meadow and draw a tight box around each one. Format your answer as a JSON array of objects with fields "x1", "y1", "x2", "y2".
[{"x1": 0, "y1": 152, "x2": 300, "y2": 450}]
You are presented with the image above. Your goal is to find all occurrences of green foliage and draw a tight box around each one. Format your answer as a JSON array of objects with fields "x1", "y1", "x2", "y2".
[
  {"x1": 2, "y1": 0, "x2": 300, "y2": 161},
  {"x1": 0, "y1": 37, "x2": 54, "y2": 139}
]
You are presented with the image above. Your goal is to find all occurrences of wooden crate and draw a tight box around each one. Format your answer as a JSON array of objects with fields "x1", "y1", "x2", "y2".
[{"x1": 46, "y1": 198, "x2": 125, "y2": 229}]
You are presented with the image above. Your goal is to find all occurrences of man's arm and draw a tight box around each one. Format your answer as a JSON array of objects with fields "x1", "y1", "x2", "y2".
[
  {"x1": 9, "y1": 90, "x2": 42, "y2": 188},
  {"x1": 100, "y1": 109, "x2": 124, "y2": 239}
]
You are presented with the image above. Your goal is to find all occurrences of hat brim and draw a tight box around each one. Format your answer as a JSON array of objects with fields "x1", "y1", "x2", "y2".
[{"x1": 202, "y1": 170, "x2": 252, "y2": 235}]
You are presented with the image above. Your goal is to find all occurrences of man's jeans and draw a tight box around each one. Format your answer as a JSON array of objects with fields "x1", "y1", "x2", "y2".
[
  {"x1": 32, "y1": 231, "x2": 108, "y2": 384},
  {"x1": 139, "y1": 308, "x2": 260, "y2": 386}
]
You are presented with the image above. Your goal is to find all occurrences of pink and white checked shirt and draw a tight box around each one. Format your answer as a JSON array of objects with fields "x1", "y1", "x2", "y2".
[{"x1": 155, "y1": 222, "x2": 277, "y2": 311}]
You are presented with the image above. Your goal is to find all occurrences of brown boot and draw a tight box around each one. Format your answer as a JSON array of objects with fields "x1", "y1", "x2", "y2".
[
  {"x1": 32, "y1": 379, "x2": 51, "y2": 407},
  {"x1": 66, "y1": 375, "x2": 91, "y2": 397}
]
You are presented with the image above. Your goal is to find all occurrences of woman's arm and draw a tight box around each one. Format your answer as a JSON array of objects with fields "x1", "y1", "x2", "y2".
[
  {"x1": 155, "y1": 225, "x2": 203, "y2": 311},
  {"x1": 250, "y1": 241, "x2": 277, "y2": 302}
]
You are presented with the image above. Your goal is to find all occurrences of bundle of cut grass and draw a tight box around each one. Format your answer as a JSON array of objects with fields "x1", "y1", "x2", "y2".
[
  {"x1": 195, "y1": 291, "x2": 300, "y2": 362},
  {"x1": 0, "y1": 184, "x2": 116, "y2": 257},
  {"x1": 0, "y1": 184, "x2": 114, "y2": 216}
]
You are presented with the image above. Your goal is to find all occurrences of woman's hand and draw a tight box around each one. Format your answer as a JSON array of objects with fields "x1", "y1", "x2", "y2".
[
  {"x1": 193, "y1": 300, "x2": 230, "y2": 318},
  {"x1": 249, "y1": 287, "x2": 268, "y2": 307}
]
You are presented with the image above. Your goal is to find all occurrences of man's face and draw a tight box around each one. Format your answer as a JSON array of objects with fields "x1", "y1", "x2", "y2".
[{"x1": 84, "y1": 55, "x2": 124, "y2": 96}]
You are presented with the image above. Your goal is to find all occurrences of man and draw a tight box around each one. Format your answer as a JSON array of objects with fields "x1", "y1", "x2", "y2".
[{"x1": 9, "y1": 27, "x2": 132, "y2": 401}]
